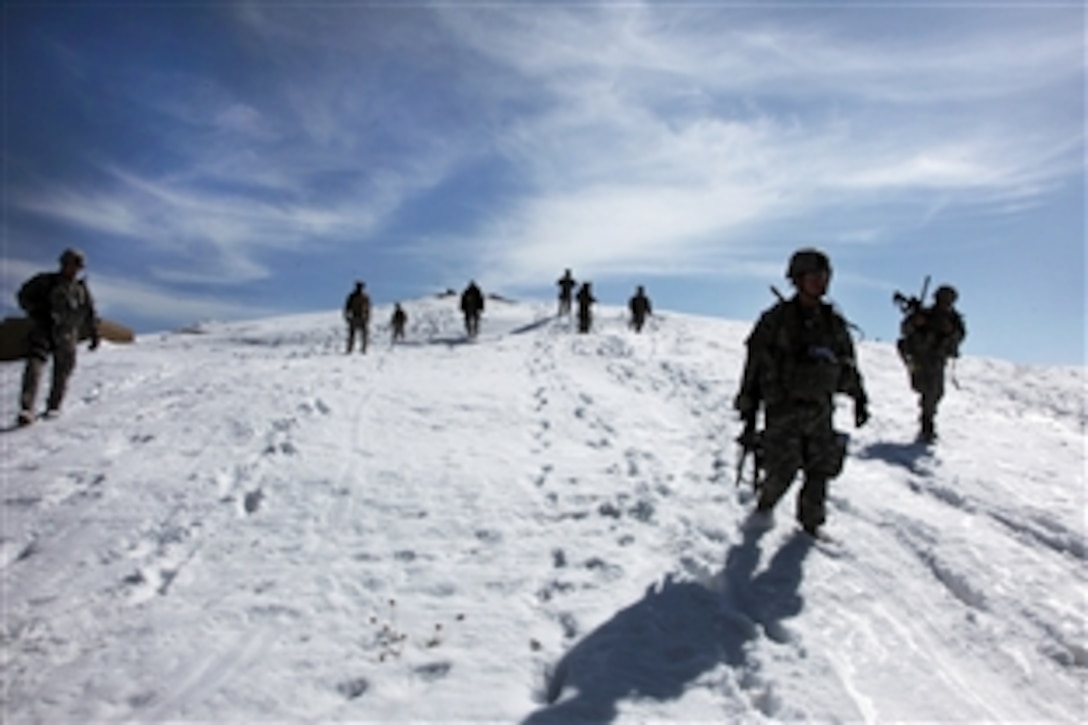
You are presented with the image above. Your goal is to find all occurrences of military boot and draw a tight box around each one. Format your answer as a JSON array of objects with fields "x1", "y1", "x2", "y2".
[{"x1": 919, "y1": 416, "x2": 936, "y2": 443}]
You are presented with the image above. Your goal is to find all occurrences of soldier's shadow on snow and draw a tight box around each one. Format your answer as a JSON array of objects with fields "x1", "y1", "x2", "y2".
[
  {"x1": 855, "y1": 441, "x2": 931, "y2": 475},
  {"x1": 509, "y1": 317, "x2": 559, "y2": 335},
  {"x1": 523, "y1": 529, "x2": 813, "y2": 724}
]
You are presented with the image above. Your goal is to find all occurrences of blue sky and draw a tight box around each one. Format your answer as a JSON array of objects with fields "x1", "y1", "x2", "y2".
[{"x1": 3, "y1": 1, "x2": 1083, "y2": 365}]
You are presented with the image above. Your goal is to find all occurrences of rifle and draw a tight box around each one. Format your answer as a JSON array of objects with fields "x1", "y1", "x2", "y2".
[
  {"x1": 893, "y1": 275, "x2": 931, "y2": 316},
  {"x1": 893, "y1": 275, "x2": 931, "y2": 368},
  {"x1": 735, "y1": 416, "x2": 764, "y2": 491}
]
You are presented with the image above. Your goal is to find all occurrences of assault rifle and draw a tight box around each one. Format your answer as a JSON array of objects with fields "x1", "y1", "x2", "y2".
[
  {"x1": 893, "y1": 275, "x2": 931, "y2": 316},
  {"x1": 893, "y1": 275, "x2": 931, "y2": 368},
  {"x1": 735, "y1": 415, "x2": 764, "y2": 491}
]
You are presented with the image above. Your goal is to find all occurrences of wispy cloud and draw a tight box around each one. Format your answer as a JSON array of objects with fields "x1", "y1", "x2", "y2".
[
  {"x1": 424, "y1": 4, "x2": 1083, "y2": 285},
  {"x1": 8, "y1": 2, "x2": 1083, "y2": 304}
]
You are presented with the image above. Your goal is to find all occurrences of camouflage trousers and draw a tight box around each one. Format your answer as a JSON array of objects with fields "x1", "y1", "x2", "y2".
[
  {"x1": 20, "y1": 330, "x2": 77, "y2": 413},
  {"x1": 463, "y1": 311, "x2": 481, "y2": 338},
  {"x1": 346, "y1": 321, "x2": 369, "y2": 353},
  {"x1": 910, "y1": 358, "x2": 947, "y2": 424},
  {"x1": 757, "y1": 401, "x2": 847, "y2": 529}
]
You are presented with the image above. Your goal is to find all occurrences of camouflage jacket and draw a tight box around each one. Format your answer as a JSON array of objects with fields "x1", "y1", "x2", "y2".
[
  {"x1": 18, "y1": 272, "x2": 98, "y2": 343},
  {"x1": 344, "y1": 290, "x2": 371, "y2": 322},
  {"x1": 461, "y1": 285, "x2": 484, "y2": 314},
  {"x1": 735, "y1": 296, "x2": 867, "y2": 413},
  {"x1": 629, "y1": 294, "x2": 652, "y2": 318},
  {"x1": 900, "y1": 306, "x2": 965, "y2": 364}
]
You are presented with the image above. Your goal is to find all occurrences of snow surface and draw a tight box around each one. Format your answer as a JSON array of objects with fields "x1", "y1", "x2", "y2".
[{"x1": 2, "y1": 296, "x2": 1085, "y2": 723}]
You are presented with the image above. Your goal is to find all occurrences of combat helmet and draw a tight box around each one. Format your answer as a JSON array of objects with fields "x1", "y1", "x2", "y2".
[
  {"x1": 786, "y1": 247, "x2": 832, "y2": 281},
  {"x1": 934, "y1": 285, "x2": 958, "y2": 305},
  {"x1": 59, "y1": 248, "x2": 85, "y2": 268}
]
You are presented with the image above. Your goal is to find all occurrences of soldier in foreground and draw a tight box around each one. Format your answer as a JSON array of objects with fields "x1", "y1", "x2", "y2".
[
  {"x1": 733, "y1": 248, "x2": 869, "y2": 537},
  {"x1": 15, "y1": 248, "x2": 100, "y2": 426},
  {"x1": 898, "y1": 285, "x2": 966, "y2": 442},
  {"x1": 344, "y1": 281, "x2": 371, "y2": 354}
]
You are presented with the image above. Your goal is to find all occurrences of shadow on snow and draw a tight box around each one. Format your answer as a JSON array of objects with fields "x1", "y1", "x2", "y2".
[
  {"x1": 854, "y1": 440, "x2": 932, "y2": 475},
  {"x1": 523, "y1": 529, "x2": 814, "y2": 724}
]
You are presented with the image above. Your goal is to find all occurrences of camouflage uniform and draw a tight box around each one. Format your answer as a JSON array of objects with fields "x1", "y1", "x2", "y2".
[
  {"x1": 734, "y1": 249, "x2": 869, "y2": 533},
  {"x1": 17, "y1": 249, "x2": 99, "y2": 421},
  {"x1": 575, "y1": 283, "x2": 595, "y2": 334},
  {"x1": 390, "y1": 303, "x2": 407, "y2": 343},
  {"x1": 898, "y1": 286, "x2": 965, "y2": 441},
  {"x1": 344, "y1": 282, "x2": 371, "y2": 353},
  {"x1": 460, "y1": 282, "x2": 484, "y2": 338},
  {"x1": 556, "y1": 270, "x2": 576, "y2": 316},
  {"x1": 628, "y1": 286, "x2": 652, "y2": 332}
]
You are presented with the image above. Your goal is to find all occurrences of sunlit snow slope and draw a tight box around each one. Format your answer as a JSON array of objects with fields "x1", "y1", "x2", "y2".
[{"x1": 2, "y1": 296, "x2": 1084, "y2": 722}]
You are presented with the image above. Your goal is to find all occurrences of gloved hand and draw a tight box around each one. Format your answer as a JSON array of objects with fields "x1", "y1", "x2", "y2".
[
  {"x1": 734, "y1": 393, "x2": 756, "y2": 416},
  {"x1": 854, "y1": 397, "x2": 870, "y2": 428},
  {"x1": 89, "y1": 335, "x2": 100, "y2": 351}
]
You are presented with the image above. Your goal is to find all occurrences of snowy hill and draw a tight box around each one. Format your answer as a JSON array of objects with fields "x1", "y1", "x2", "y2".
[{"x1": 2, "y1": 297, "x2": 1084, "y2": 722}]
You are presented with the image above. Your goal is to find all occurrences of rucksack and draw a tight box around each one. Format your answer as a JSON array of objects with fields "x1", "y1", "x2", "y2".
[{"x1": 17, "y1": 273, "x2": 60, "y2": 318}]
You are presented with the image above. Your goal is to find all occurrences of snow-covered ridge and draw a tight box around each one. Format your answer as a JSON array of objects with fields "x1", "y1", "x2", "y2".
[{"x1": 1, "y1": 297, "x2": 1084, "y2": 722}]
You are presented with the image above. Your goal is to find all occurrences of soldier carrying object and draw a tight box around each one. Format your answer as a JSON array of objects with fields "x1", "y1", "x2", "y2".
[
  {"x1": 15, "y1": 248, "x2": 100, "y2": 426},
  {"x1": 733, "y1": 247, "x2": 869, "y2": 538},
  {"x1": 460, "y1": 280, "x2": 485, "y2": 338},
  {"x1": 897, "y1": 284, "x2": 966, "y2": 443},
  {"x1": 344, "y1": 280, "x2": 371, "y2": 354},
  {"x1": 556, "y1": 269, "x2": 577, "y2": 317},
  {"x1": 628, "y1": 285, "x2": 653, "y2": 333}
]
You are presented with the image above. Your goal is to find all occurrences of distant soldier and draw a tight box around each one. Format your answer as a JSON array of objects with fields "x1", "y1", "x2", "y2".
[
  {"x1": 898, "y1": 285, "x2": 966, "y2": 442},
  {"x1": 15, "y1": 248, "x2": 100, "y2": 426},
  {"x1": 556, "y1": 269, "x2": 577, "y2": 316},
  {"x1": 733, "y1": 248, "x2": 869, "y2": 538},
  {"x1": 390, "y1": 302, "x2": 407, "y2": 343},
  {"x1": 628, "y1": 285, "x2": 653, "y2": 332},
  {"x1": 344, "y1": 281, "x2": 371, "y2": 354},
  {"x1": 575, "y1": 282, "x2": 596, "y2": 334},
  {"x1": 460, "y1": 281, "x2": 485, "y2": 338}
]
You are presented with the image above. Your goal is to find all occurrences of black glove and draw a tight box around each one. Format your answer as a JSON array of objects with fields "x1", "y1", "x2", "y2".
[
  {"x1": 89, "y1": 335, "x2": 100, "y2": 351},
  {"x1": 854, "y1": 397, "x2": 870, "y2": 428}
]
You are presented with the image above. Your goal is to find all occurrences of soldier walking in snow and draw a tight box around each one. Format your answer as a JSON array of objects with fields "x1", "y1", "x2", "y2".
[
  {"x1": 390, "y1": 302, "x2": 407, "y2": 344},
  {"x1": 344, "y1": 281, "x2": 371, "y2": 354},
  {"x1": 628, "y1": 285, "x2": 653, "y2": 332},
  {"x1": 15, "y1": 248, "x2": 100, "y2": 426},
  {"x1": 733, "y1": 248, "x2": 869, "y2": 538},
  {"x1": 556, "y1": 268, "x2": 576, "y2": 317},
  {"x1": 460, "y1": 281, "x2": 484, "y2": 338},
  {"x1": 897, "y1": 284, "x2": 966, "y2": 442},
  {"x1": 575, "y1": 282, "x2": 596, "y2": 334}
]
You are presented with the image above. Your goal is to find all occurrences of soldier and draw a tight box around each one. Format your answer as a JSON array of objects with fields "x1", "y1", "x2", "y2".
[
  {"x1": 575, "y1": 282, "x2": 596, "y2": 334},
  {"x1": 898, "y1": 284, "x2": 966, "y2": 442},
  {"x1": 460, "y1": 280, "x2": 484, "y2": 338},
  {"x1": 390, "y1": 302, "x2": 407, "y2": 343},
  {"x1": 15, "y1": 248, "x2": 100, "y2": 426},
  {"x1": 556, "y1": 269, "x2": 577, "y2": 316},
  {"x1": 344, "y1": 281, "x2": 371, "y2": 354},
  {"x1": 733, "y1": 248, "x2": 869, "y2": 537},
  {"x1": 628, "y1": 285, "x2": 653, "y2": 332}
]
